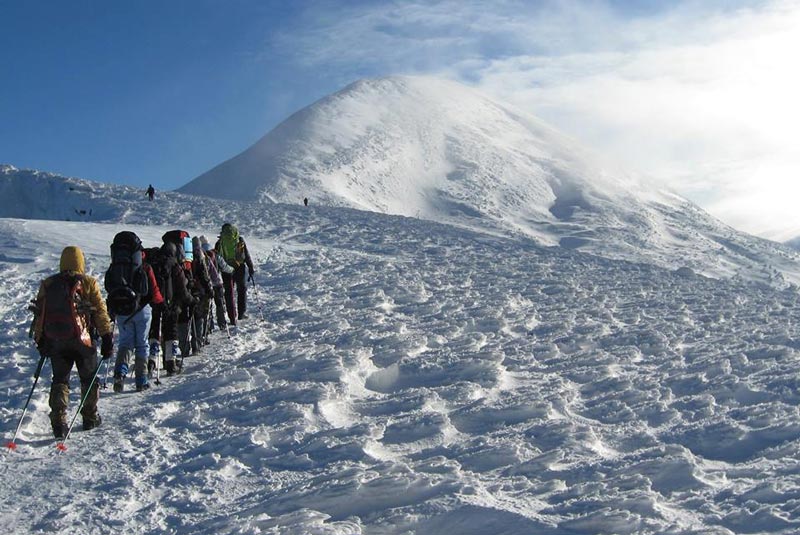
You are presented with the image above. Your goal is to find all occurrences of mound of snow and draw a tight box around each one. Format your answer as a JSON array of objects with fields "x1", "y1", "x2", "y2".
[{"x1": 3, "y1": 204, "x2": 800, "y2": 534}]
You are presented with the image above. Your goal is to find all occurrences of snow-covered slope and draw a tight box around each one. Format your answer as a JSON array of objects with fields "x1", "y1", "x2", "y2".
[
  {"x1": 3, "y1": 197, "x2": 800, "y2": 534},
  {"x1": 179, "y1": 77, "x2": 800, "y2": 285}
]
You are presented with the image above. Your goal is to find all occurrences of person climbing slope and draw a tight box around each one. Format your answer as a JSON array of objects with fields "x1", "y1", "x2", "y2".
[
  {"x1": 200, "y1": 235, "x2": 232, "y2": 335},
  {"x1": 215, "y1": 223, "x2": 254, "y2": 325},
  {"x1": 32, "y1": 246, "x2": 114, "y2": 438},
  {"x1": 107, "y1": 232, "x2": 163, "y2": 393}
]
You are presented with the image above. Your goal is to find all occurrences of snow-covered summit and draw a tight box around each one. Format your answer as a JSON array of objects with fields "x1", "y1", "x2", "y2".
[
  {"x1": 181, "y1": 76, "x2": 800, "y2": 285},
  {"x1": 181, "y1": 76, "x2": 640, "y2": 219}
]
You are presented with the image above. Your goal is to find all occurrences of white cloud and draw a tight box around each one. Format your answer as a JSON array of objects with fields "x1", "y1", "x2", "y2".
[{"x1": 272, "y1": 0, "x2": 800, "y2": 239}]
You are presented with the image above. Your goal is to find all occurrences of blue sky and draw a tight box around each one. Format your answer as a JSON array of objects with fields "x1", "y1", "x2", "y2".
[{"x1": 2, "y1": 0, "x2": 799, "y2": 238}]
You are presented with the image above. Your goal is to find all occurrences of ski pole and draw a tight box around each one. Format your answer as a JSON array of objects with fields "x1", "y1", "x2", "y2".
[
  {"x1": 250, "y1": 274, "x2": 265, "y2": 322},
  {"x1": 99, "y1": 357, "x2": 111, "y2": 390},
  {"x1": 190, "y1": 306, "x2": 200, "y2": 353},
  {"x1": 6, "y1": 354, "x2": 48, "y2": 451},
  {"x1": 57, "y1": 358, "x2": 105, "y2": 452}
]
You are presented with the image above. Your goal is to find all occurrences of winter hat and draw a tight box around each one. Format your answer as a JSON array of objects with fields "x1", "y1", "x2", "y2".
[{"x1": 60, "y1": 246, "x2": 85, "y2": 274}]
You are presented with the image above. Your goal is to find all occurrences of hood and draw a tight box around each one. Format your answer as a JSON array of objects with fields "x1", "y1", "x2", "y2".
[{"x1": 60, "y1": 246, "x2": 85, "y2": 273}]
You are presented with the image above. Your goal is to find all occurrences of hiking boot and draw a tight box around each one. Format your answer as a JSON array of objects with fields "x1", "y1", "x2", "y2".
[
  {"x1": 171, "y1": 340, "x2": 181, "y2": 358},
  {"x1": 83, "y1": 415, "x2": 102, "y2": 431},
  {"x1": 113, "y1": 375, "x2": 125, "y2": 393},
  {"x1": 51, "y1": 421, "x2": 68, "y2": 439},
  {"x1": 136, "y1": 382, "x2": 151, "y2": 392},
  {"x1": 165, "y1": 360, "x2": 176, "y2": 376},
  {"x1": 238, "y1": 312, "x2": 248, "y2": 320},
  {"x1": 147, "y1": 359, "x2": 157, "y2": 378}
]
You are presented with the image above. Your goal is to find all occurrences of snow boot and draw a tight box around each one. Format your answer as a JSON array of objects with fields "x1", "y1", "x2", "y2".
[
  {"x1": 113, "y1": 374, "x2": 125, "y2": 393},
  {"x1": 83, "y1": 414, "x2": 102, "y2": 431},
  {"x1": 113, "y1": 360, "x2": 129, "y2": 392},
  {"x1": 163, "y1": 339, "x2": 179, "y2": 376},
  {"x1": 135, "y1": 377, "x2": 150, "y2": 392},
  {"x1": 51, "y1": 421, "x2": 68, "y2": 440}
]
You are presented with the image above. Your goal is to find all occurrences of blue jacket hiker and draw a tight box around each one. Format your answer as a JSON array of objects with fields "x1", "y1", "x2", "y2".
[{"x1": 106, "y1": 232, "x2": 164, "y2": 392}]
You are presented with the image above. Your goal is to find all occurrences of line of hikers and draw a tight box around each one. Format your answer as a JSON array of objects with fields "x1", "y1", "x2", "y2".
[{"x1": 30, "y1": 223, "x2": 254, "y2": 439}]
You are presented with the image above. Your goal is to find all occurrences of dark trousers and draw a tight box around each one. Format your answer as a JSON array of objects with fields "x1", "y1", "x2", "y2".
[
  {"x1": 233, "y1": 265, "x2": 248, "y2": 318},
  {"x1": 49, "y1": 342, "x2": 99, "y2": 424},
  {"x1": 161, "y1": 306, "x2": 179, "y2": 342},
  {"x1": 221, "y1": 272, "x2": 237, "y2": 325},
  {"x1": 148, "y1": 306, "x2": 162, "y2": 341},
  {"x1": 212, "y1": 286, "x2": 227, "y2": 330}
]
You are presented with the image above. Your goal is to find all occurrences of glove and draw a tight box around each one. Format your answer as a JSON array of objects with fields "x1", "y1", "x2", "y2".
[{"x1": 100, "y1": 333, "x2": 114, "y2": 360}]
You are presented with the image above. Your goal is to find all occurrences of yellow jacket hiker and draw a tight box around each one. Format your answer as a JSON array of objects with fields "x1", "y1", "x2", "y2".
[{"x1": 33, "y1": 246, "x2": 114, "y2": 438}]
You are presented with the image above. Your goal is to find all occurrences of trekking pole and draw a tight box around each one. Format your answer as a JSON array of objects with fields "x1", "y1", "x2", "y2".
[
  {"x1": 57, "y1": 359, "x2": 105, "y2": 452},
  {"x1": 100, "y1": 358, "x2": 111, "y2": 390},
  {"x1": 250, "y1": 274, "x2": 265, "y2": 322},
  {"x1": 6, "y1": 354, "x2": 48, "y2": 451},
  {"x1": 190, "y1": 305, "x2": 200, "y2": 353}
]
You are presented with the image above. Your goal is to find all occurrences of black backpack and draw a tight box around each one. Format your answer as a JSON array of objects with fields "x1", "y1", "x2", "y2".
[
  {"x1": 145, "y1": 246, "x2": 174, "y2": 308},
  {"x1": 105, "y1": 231, "x2": 149, "y2": 316}
]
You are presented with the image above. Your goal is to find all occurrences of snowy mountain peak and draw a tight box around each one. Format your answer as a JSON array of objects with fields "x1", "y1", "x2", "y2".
[
  {"x1": 180, "y1": 75, "x2": 640, "y2": 220},
  {"x1": 180, "y1": 76, "x2": 800, "y2": 286}
]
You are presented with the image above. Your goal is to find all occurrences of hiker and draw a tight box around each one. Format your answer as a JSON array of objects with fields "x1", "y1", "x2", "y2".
[
  {"x1": 32, "y1": 246, "x2": 114, "y2": 438},
  {"x1": 146, "y1": 184, "x2": 155, "y2": 201},
  {"x1": 190, "y1": 236, "x2": 213, "y2": 351},
  {"x1": 303, "y1": 197, "x2": 308, "y2": 206},
  {"x1": 161, "y1": 231, "x2": 200, "y2": 366},
  {"x1": 158, "y1": 240, "x2": 195, "y2": 375},
  {"x1": 200, "y1": 235, "x2": 233, "y2": 334},
  {"x1": 107, "y1": 232, "x2": 164, "y2": 393},
  {"x1": 215, "y1": 223, "x2": 254, "y2": 324},
  {"x1": 144, "y1": 246, "x2": 170, "y2": 375}
]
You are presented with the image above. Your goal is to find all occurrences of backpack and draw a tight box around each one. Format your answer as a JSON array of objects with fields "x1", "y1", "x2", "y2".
[
  {"x1": 218, "y1": 224, "x2": 240, "y2": 266},
  {"x1": 162, "y1": 230, "x2": 193, "y2": 262},
  {"x1": 219, "y1": 227, "x2": 248, "y2": 268},
  {"x1": 162, "y1": 229, "x2": 196, "y2": 291},
  {"x1": 145, "y1": 247, "x2": 174, "y2": 308},
  {"x1": 41, "y1": 273, "x2": 93, "y2": 349},
  {"x1": 105, "y1": 231, "x2": 149, "y2": 316}
]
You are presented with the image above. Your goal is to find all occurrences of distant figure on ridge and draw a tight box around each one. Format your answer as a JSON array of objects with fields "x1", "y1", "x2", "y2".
[
  {"x1": 32, "y1": 246, "x2": 114, "y2": 438},
  {"x1": 303, "y1": 197, "x2": 308, "y2": 206},
  {"x1": 146, "y1": 184, "x2": 155, "y2": 201}
]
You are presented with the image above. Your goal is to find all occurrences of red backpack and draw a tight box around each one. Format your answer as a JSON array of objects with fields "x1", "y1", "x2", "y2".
[{"x1": 41, "y1": 273, "x2": 93, "y2": 349}]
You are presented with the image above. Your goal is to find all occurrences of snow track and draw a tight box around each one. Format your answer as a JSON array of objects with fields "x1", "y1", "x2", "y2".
[{"x1": 2, "y1": 206, "x2": 800, "y2": 534}]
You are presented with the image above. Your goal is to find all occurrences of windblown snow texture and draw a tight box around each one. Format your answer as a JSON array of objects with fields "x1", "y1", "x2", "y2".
[
  {"x1": 2, "y1": 77, "x2": 800, "y2": 533},
  {"x1": 1, "y1": 191, "x2": 800, "y2": 534}
]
